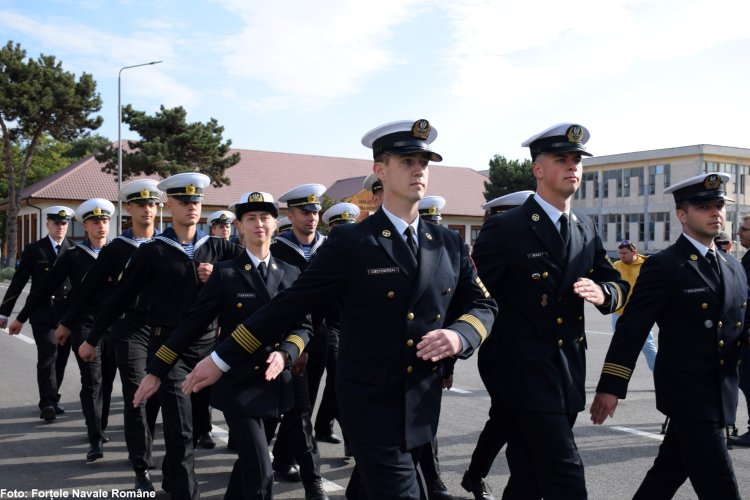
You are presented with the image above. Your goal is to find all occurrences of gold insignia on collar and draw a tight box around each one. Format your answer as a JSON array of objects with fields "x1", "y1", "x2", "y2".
[
  {"x1": 704, "y1": 174, "x2": 721, "y2": 190},
  {"x1": 690, "y1": 254, "x2": 698, "y2": 261},
  {"x1": 186, "y1": 184, "x2": 196, "y2": 195},
  {"x1": 58, "y1": 210, "x2": 67, "y2": 217},
  {"x1": 425, "y1": 233, "x2": 433, "y2": 240},
  {"x1": 382, "y1": 229, "x2": 391, "y2": 237},
  {"x1": 140, "y1": 189, "x2": 151, "y2": 198},
  {"x1": 92, "y1": 207, "x2": 102, "y2": 216},
  {"x1": 566, "y1": 125, "x2": 583, "y2": 144},
  {"x1": 271, "y1": 263, "x2": 278, "y2": 270},
  {"x1": 244, "y1": 263, "x2": 252, "y2": 270},
  {"x1": 531, "y1": 213, "x2": 540, "y2": 222},
  {"x1": 412, "y1": 119, "x2": 430, "y2": 140},
  {"x1": 307, "y1": 194, "x2": 318, "y2": 203}
]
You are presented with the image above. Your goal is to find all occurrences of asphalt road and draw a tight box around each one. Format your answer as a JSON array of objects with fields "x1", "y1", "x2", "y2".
[{"x1": 0, "y1": 280, "x2": 748, "y2": 499}]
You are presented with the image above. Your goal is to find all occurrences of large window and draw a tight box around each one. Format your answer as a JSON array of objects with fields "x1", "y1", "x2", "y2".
[
  {"x1": 602, "y1": 213, "x2": 622, "y2": 242},
  {"x1": 648, "y1": 212, "x2": 670, "y2": 241},
  {"x1": 577, "y1": 171, "x2": 599, "y2": 200},
  {"x1": 603, "y1": 169, "x2": 622, "y2": 198},
  {"x1": 625, "y1": 213, "x2": 644, "y2": 242},
  {"x1": 648, "y1": 164, "x2": 670, "y2": 194},
  {"x1": 470, "y1": 225, "x2": 482, "y2": 246},
  {"x1": 623, "y1": 167, "x2": 645, "y2": 197}
]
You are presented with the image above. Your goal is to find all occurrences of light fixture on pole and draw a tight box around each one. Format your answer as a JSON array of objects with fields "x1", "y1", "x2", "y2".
[{"x1": 118, "y1": 60, "x2": 162, "y2": 234}]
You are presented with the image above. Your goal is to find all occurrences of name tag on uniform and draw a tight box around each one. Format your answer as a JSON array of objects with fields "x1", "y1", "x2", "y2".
[
  {"x1": 683, "y1": 287, "x2": 708, "y2": 294},
  {"x1": 237, "y1": 292, "x2": 256, "y2": 298},
  {"x1": 367, "y1": 267, "x2": 400, "y2": 275},
  {"x1": 527, "y1": 252, "x2": 548, "y2": 259}
]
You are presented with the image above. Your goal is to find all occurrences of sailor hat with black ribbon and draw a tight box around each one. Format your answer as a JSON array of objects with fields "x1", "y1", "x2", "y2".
[
  {"x1": 208, "y1": 210, "x2": 236, "y2": 225},
  {"x1": 279, "y1": 183, "x2": 326, "y2": 212},
  {"x1": 157, "y1": 172, "x2": 210, "y2": 202},
  {"x1": 418, "y1": 195, "x2": 446, "y2": 222},
  {"x1": 361, "y1": 119, "x2": 442, "y2": 162},
  {"x1": 482, "y1": 190, "x2": 535, "y2": 215},
  {"x1": 522, "y1": 123, "x2": 592, "y2": 160},
  {"x1": 231, "y1": 191, "x2": 279, "y2": 218},
  {"x1": 119, "y1": 179, "x2": 162, "y2": 204},
  {"x1": 664, "y1": 172, "x2": 733, "y2": 204},
  {"x1": 363, "y1": 172, "x2": 383, "y2": 194},
  {"x1": 77, "y1": 198, "x2": 115, "y2": 222},
  {"x1": 323, "y1": 202, "x2": 360, "y2": 226},
  {"x1": 44, "y1": 205, "x2": 75, "y2": 222}
]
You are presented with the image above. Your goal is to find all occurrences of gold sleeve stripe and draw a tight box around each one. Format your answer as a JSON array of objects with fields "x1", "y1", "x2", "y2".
[
  {"x1": 457, "y1": 314, "x2": 488, "y2": 342},
  {"x1": 231, "y1": 324, "x2": 262, "y2": 354},
  {"x1": 1, "y1": 295, "x2": 18, "y2": 306},
  {"x1": 285, "y1": 335, "x2": 305, "y2": 355},
  {"x1": 603, "y1": 282, "x2": 625, "y2": 311},
  {"x1": 601, "y1": 362, "x2": 632, "y2": 380},
  {"x1": 155, "y1": 345, "x2": 178, "y2": 364}
]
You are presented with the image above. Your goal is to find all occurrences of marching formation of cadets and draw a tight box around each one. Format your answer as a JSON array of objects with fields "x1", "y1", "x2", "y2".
[{"x1": 2, "y1": 118, "x2": 750, "y2": 500}]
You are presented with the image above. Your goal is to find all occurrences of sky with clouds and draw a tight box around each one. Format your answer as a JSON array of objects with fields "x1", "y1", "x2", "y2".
[{"x1": 3, "y1": 0, "x2": 750, "y2": 170}]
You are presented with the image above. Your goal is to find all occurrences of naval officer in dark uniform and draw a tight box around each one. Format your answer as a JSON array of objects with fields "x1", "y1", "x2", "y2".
[
  {"x1": 472, "y1": 123, "x2": 628, "y2": 500},
  {"x1": 133, "y1": 190, "x2": 313, "y2": 500},
  {"x1": 183, "y1": 118, "x2": 496, "y2": 499},
  {"x1": 1, "y1": 206, "x2": 75, "y2": 421},
  {"x1": 591, "y1": 172, "x2": 749, "y2": 500},
  {"x1": 86, "y1": 172, "x2": 242, "y2": 499}
]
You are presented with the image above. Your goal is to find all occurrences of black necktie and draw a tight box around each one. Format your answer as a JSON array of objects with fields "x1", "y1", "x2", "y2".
[
  {"x1": 257, "y1": 261, "x2": 267, "y2": 283},
  {"x1": 559, "y1": 213, "x2": 570, "y2": 250},
  {"x1": 404, "y1": 227, "x2": 418, "y2": 261},
  {"x1": 55, "y1": 244, "x2": 61, "y2": 255},
  {"x1": 706, "y1": 249, "x2": 721, "y2": 281}
]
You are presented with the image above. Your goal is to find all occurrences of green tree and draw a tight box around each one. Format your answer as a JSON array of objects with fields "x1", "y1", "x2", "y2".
[
  {"x1": 483, "y1": 155, "x2": 535, "y2": 201},
  {"x1": 0, "y1": 41, "x2": 103, "y2": 264},
  {"x1": 97, "y1": 105, "x2": 240, "y2": 187}
]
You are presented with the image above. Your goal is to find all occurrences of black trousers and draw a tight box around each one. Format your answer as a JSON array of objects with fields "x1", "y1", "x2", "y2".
[
  {"x1": 417, "y1": 437, "x2": 441, "y2": 482},
  {"x1": 272, "y1": 369, "x2": 320, "y2": 481},
  {"x1": 31, "y1": 322, "x2": 71, "y2": 409},
  {"x1": 346, "y1": 440, "x2": 426, "y2": 500},
  {"x1": 501, "y1": 406, "x2": 586, "y2": 500},
  {"x1": 71, "y1": 321, "x2": 104, "y2": 443},
  {"x1": 192, "y1": 385, "x2": 213, "y2": 439},
  {"x1": 150, "y1": 327, "x2": 215, "y2": 500},
  {"x1": 306, "y1": 326, "x2": 329, "y2": 407},
  {"x1": 468, "y1": 355, "x2": 507, "y2": 479},
  {"x1": 112, "y1": 318, "x2": 159, "y2": 472},
  {"x1": 739, "y1": 344, "x2": 750, "y2": 429},
  {"x1": 224, "y1": 414, "x2": 273, "y2": 500},
  {"x1": 633, "y1": 418, "x2": 740, "y2": 500},
  {"x1": 100, "y1": 332, "x2": 117, "y2": 431},
  {"x1": 313, "y1": 336, "x2": 339, "y2": 437}
]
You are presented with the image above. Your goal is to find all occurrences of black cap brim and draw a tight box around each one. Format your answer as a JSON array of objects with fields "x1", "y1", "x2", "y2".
[
  {"x1": 171, "y1": 195, "x2": 203, "y2": 202},
  {"x1": 683, "y1": 194, "x2": 733, "y2": 205},
  {"x1": 387, "y1": 146, "x2": 442, "y2": 162},
  {"x1": 47, "y1": 215, "x2": 70, "y2": 222},
  {"x1": 235, "y1": 202, "x2": 279, "y2": 219}
]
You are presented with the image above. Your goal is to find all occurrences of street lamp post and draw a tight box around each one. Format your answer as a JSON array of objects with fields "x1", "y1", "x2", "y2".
[{"x1": 118, "y1": 61, "x2": 162, "y2": 234}]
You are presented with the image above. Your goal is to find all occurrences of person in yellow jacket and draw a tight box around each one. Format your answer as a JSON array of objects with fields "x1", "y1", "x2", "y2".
[{"x1": 612, "y1": 240, "x2": 658, "y2": 371}]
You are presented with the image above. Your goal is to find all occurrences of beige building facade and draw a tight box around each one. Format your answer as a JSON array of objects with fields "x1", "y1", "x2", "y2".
[{"x1": 575, "y1": 144, "x2": 750, "y2": 257}]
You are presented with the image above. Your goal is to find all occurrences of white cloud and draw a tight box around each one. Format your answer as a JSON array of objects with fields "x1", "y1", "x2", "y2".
[{"x1": 215, "y1": 0, "x2": 424, "y2": 110}]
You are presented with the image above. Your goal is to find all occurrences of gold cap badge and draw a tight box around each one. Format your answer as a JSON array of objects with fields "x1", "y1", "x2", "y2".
[
  {"x1": 58, "y1": 210, "x2": 67, "y2": 217},
  {"x1": 140, "y1": 189, "x2": 151, "y2": 198},
  {"x1": 411, "y1": 119, "x2": 430, "y2": 140},
  {"x1": 342, "y1": 211, "x2": 350, "y2": 219},
  {"x1": 249, "y1": 192, "x2": 264, "y2": 202},
  {"x1": 307, "y1": 194, "x2": 318, "y2": 203},
  {"x1": 428, "y1": 205, "x2": 437, "y2": 214},
  {"x1": 704, "y1": 174, "x2": 721, "y2": 190},
  {"x1": 92, "y1": 207, "x2": 102, "y2": 216},
  {"x1": 219, "y1": 214, "x2": 228, "y2": 221},
  {"x1": 566, "y1": 125, "x2": 583, "y2": 144},
  {"x1": 186, "y1": 184, "x2": 196, "y2": 195}
]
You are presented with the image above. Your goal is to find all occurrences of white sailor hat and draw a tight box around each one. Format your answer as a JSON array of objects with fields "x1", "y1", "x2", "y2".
[
  {"x1": 77, "y1": 198, "x2": 115, "y2": 222},
  {"x1": 157, "y1": 172, "x2": 210, "y2": 202},
  {"x1": 44, "y1": 205, "x2": 75, "y2": 222},
  {"x1": 482, "y1": 190, "x2": 534, "y2": 215},
  {"x1": 277, "y1": 216, "x2": 292, "y2": 233},
  {"x1": 363, "y1": 172, "x2": 383, "y2": 194},
  {"x1": 522, "y1": 123, "x2": 592, "y2": 160},
  {"x1": 119, "y1": 179, "x2": 162, "y2": 204},
  {"x1": 664, "y1": 172, "x2": 733, "y2": 204},
  {"x1": 418, "y1": 195, "x2": 446, "y2": 222},
  {"x1": 279, "y1": 183, "x2": 326, "y2": 212},
  {"x1": 361, "y1": 119, "x2": 442, "y2": 162},
  {"x1": 231, "y1": 191, "x2": 279, "y2": 218},
  {"x1": 323, "y1": 202, "x2": 360, "y2": 226},
  {"x1": 208, "y1": 210, "x2": 236, "y2": 225}
]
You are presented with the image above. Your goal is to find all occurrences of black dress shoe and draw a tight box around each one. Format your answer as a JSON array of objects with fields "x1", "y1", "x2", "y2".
[
  {"x1": 303, "y1": 478, "x2": 330, "y2": 500},
  {"x1": 53, "y1": 403, "x2": 65, "y2": 415},
  {"x1": 101, "y1": 432, "x2": 110, "y2": 444},
  {"x1": 427, "y1": 477, "x2": 452, "y2": 499},
  {"x1": 86, "y1": 440, "x2": 104, "y2": 462},
  {"x1": 40, "y1": 406, "x2": 56, "y2": 422},
  {"x1": 227, "y1": 435, "x2": 238, "y2": 451},
  {"x1": 344, "y1": 443, "x2": 353, "y2": 458},
  {"x1": 461, "y1": 470, "x2": 494, "y2": 500},
  {"x1": 315, "y1": 432, "x2": 343, "y2": 444},
  {"x1": 728, "y1": 431, "x2": 750, "y2": 447},
  {"x1": 134, "y1": 470, "x2": 154, "y2": 492},
  {"x1": 195, "y1": 432, "x2": 216, "y2": 449},
  {"x1": 273, "y1": 463, "x2": 301, "y2": 482}
]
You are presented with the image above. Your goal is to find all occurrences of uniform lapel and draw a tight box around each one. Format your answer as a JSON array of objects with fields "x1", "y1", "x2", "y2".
[
  {"x1": 237, "y1": 252, "x2": 272, "y2": 303},
  {"x1": 716, "y1": 250, "x2": 735, "y2": 318},
  {"x1": 372, "y1": 209, "x2": 417, "y2": 280},
  {"x1": 524, "y1": 198, "x2": 566, "y2": 266},
  {"x1": 42, "y1": 238, "x2": 57, "y2": 263},
  {"x1": 265, "y1": 256, "x2": 284, "y2": 297},
  {"x1": 560, "y1": 212, "x2": 588, "y2": 288},
  {"x1": 678, "y1": 236, "x2": 719, "y2": 293},
  {"x1": 411, "y1": 221, "x2": 443, "y2": 304}
]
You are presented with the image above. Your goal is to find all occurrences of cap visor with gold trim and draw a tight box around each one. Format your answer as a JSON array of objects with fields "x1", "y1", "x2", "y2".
[
  {"x1": 323, "y1": 202, "x2": 360, "y2": 226},
  {"x1": 522, "y1": 123, "x2": 592, "y2": 160},
  {"x1": 157, "y1": 172, "x2": 210, "y2": 202},
  {"x1": 279, "y1": 183, "x2": 326, "y2": 212},
  {"x1": 363, "y1": 172, "x2": 383, "y2": 194},
  {"x1": 119, "y1": 179, "x2": 162, "y2": 204},
  {"x1": 664, "y1": 172, "x2": 733, "y2": 204},
  {"x1": 362, "y1": 119, "x2": 442, "y2": 162},
  {"x1": 44, "y1": 205, "x2": 75, "y2": 222},
  {"x1": 231, "y1": 191, "x2": 279, "y2": 218},
  {"x1": 418, "y1": 195, "x2": 446, "y2": 222},
  {"x1": 208, "y1": 210, "x2": 236, "y2": 225},
  {"x1": 482, "y1": 190, "x2": 534, "y2": 214},
  {"x1": 77, "y1": 198, "x2": 115, "y2": 221}
]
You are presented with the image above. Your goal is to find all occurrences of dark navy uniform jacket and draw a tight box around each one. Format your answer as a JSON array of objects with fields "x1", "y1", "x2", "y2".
[
  {"x1": 472, "y1": 196, "x2": 628, "y2": 415},
  {"x1": 0, "y1": 236, "x2": 75, "y2": 327},
  {"x1": 17, "y1": 240, "x2": 106, "y2": 326},
  {"x1": 215, "y1": 208, "x2": 497, "y2": 449},
  {"x1": 148, "y1": 251, "x2": 311, "y2": 418},
  {"x1": 597, "y1": 235, "x2": 750, "y2": 425}
]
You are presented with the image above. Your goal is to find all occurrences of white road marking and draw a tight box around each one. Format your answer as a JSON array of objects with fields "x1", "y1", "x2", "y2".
[
  {"x1": 2, "y1": 327, "x2": 35, "y2": 344},
  {"x1": 448, "y1": 387, "x2": 472, "y2": 394},
  {"x1": 586, "y1": 330, "x2": 613, "y2": 336},
  {"x1": 611, "y1": 425, "x2": 664, "y2": 441}
]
